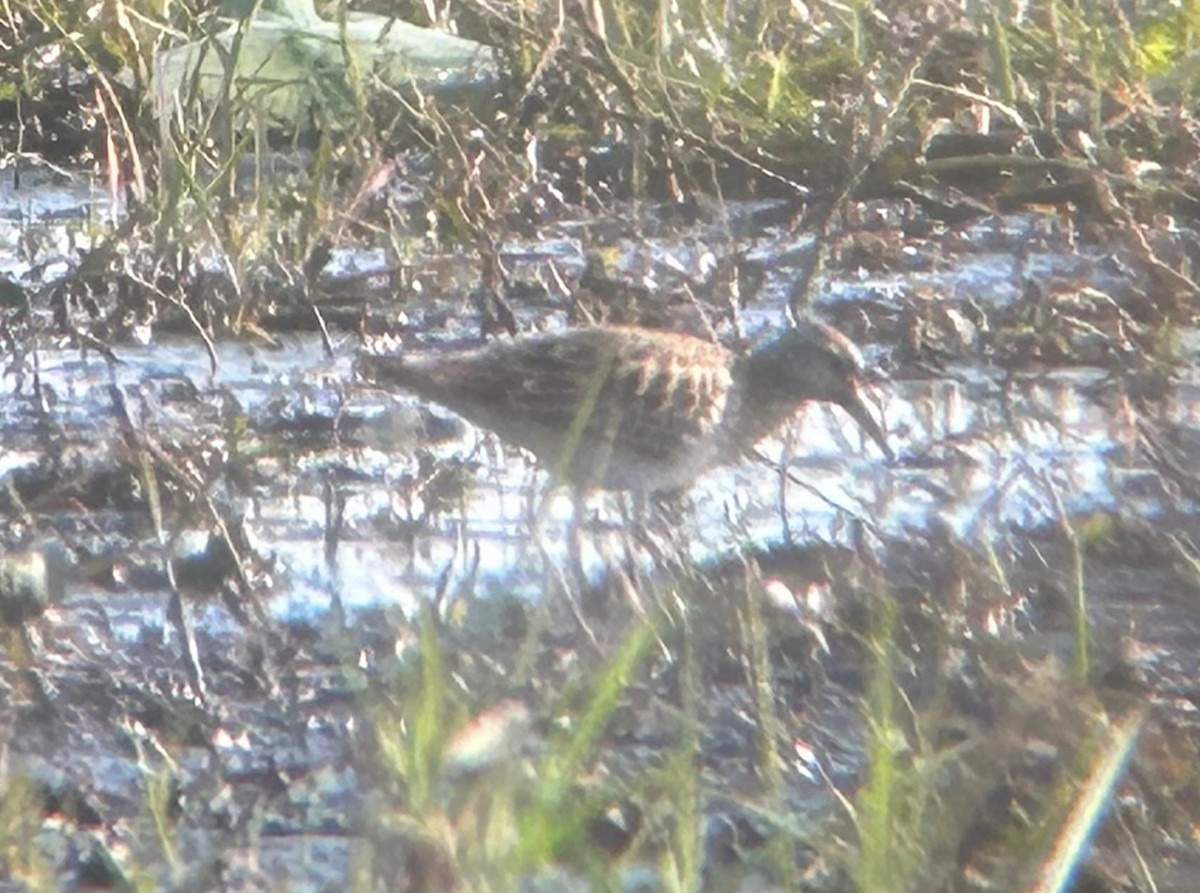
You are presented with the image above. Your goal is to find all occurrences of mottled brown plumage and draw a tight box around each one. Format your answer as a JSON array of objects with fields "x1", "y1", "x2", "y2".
[{"x1": 357, "y1": 322, "x2": 889, "y2": 491}]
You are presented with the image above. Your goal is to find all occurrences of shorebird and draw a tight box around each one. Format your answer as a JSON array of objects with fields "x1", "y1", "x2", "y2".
[{"x1": 356, "y1": 321, "x2": 890, "y2": 492}]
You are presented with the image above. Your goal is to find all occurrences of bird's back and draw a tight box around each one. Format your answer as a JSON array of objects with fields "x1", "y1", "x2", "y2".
[{"x1": 360, "y1": 327, "x2": 737, "y2": 489}]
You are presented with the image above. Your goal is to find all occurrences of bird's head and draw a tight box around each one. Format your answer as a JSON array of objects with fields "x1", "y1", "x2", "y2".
[{"x1": 741, "y1": 321, "x2": 892, "y2": 459}]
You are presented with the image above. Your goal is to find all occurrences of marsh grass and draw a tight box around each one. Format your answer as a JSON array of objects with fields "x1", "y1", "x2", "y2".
[
  {"x1": 338, "y1": 532, "x2": 1150, "y2": 892},
  {"x1": 1030, "y1": 708, "x2": 1145, "y2": 893},
  {"x1": 0, "y1": 775, "x2": 53, "y2": 891},
  {"x1": 365, "y1": 606, "x2": 664, "y2": 889},
  {"x1": 5, "y1": 0, "x2": 1196, "y2": 340},
  {"x1": 143, "y1": 766, "x2": 180, "y2": 875},
  {"x1": 737, "y1": 557, "x2": 797, "y2": 880}
]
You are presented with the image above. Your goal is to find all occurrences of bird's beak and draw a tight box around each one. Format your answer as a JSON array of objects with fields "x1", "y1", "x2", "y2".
[{"x1": 842, "y1": 387, "x2": 893, "y2": 461}]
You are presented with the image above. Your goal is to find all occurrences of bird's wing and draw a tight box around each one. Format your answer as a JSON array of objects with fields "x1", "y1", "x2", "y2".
[
  {"x1": 362, "y1": 327, "x2": 734, "y2": 476},
  {"x1": 593, "y1": 332, "x2": 733, "y2": 462}
]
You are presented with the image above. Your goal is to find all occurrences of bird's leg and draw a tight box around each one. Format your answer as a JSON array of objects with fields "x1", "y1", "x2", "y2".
[
  {"x1": 617, "y1": 492, "x2": 640, "y2": 585},
  {"x1": 569, "y1": 487, "x2": 588, "y2": 595},
  {"x1": 777, "y1": 426, "x2": 795, "y2": 545},
  {"x1": 570, "y1": 490, "x2": 624, "y2": 618},
  {"x1": 530, "y1": 485, "x2": 601, "y2": 647},
  {"x1": 626, "y1": 489, "x2": 689, "y2": 582},
  {"x1": 532, "y1": 483, "x2": 588, "y2": 595}
]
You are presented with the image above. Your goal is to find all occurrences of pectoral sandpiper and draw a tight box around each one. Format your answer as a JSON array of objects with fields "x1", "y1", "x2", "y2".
[{"x1": 356, "y1": 321, "x2": 890, "y2": 491}]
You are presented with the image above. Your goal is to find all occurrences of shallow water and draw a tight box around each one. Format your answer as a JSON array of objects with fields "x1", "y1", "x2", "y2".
[
  {"x1": 6, "y1": 168, "x2": 1200, "y2": 891},
  {"x1": 0, "y1": 316, "x2": 1176, "y2": 627},
  {"x1": 0, "y1": 184, "x2": 1185, "y2": 624}
]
